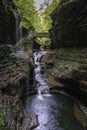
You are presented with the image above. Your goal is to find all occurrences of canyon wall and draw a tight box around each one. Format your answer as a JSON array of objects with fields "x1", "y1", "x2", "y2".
[
  {"x1": 48, "y1": 0, "x2": 87, "y2": 103},
  {"x1": 50, "y1": 0, "x2": 87, "y2": 48}
]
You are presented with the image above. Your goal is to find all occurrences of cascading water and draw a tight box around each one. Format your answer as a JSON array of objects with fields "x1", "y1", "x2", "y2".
[
  {"x1": 34, "y1": 51, "x2": 50, "y2": 98},
  {"x1": 21, "y1": 50, "x2": 84, "y2": 130},
  {"x1": 19, "y1": 27, "x2": 23, "y2": 40},
  {"x1": 16, "y1": 19, "x2": 20, "y2": 42}
]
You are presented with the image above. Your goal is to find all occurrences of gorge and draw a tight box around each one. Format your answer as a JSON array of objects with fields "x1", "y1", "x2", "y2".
[{"x1": 0, "y1": 0, "x2": 87, "y2": 130}]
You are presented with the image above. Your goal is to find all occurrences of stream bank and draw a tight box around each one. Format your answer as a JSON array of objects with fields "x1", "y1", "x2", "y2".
[
  {"x1": 0, "y1": 43, "x2": 35, "y2": 130},
  {"x1": 41, "y1": 49, "x2": 87, "y2": 129},
  {"x1": 0, "y1": 0, "x2": 87, "y2": 129},
  {"x1": 43, "y1": 0, "x2": 87, "y2": 126},
  {"x1": 0, "y1": 49, "x2": 86, "y2": 130},
  {"x1": 22, "y1": 50, "x2": 85, "y2": 130}
]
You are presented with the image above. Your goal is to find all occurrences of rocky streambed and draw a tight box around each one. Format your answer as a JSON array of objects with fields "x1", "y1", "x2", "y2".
[
  {"x1": 0, "y1": 48, "x2": 87, "y2": 130},
  {"x1": 19, "y1": 50, "x2": 86, "y2": 130}
]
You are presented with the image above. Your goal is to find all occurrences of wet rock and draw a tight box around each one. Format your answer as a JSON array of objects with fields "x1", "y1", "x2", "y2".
[
  {"x1": 14, "y1": 51, "x2": 29, "y2": 60},
  {"x1": 0, "y1": 89, "x2": 23, "y2": 130},
  {"x1": 46, "y1": 73, "x2": 64, "y2": 88},
  {"x1": 41, "y1": 48, "x2": 87, "y2": 104},
  {"x1": 74, "y1": 103, "x2": 87, "y2": 130},
  {"x1": 22, "y1": 111, "x2": 38, "y2": 130},
  {"x1": 41, "y1": 52, "x2": 55, "y2": 63},
  {"x1": 16, "y1": 37, "x2": 33, "y2": 52},
  {"x1": 0, "y1": 45, "x2": 29, "y2": 89}
]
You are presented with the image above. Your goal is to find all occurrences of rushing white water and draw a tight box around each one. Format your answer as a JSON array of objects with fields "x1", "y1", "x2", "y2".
[
  {"x1": 22, "y1": 51, "x2": 83, "y2": 130},
  {"x1": 34, "y1": 51, "x2": 50, "y2": 98}
]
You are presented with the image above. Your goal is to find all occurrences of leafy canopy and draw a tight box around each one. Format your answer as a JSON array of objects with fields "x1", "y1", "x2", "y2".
[
  {"x1": 14, "y1": 0, "x2": 61, "y2": 46},
  {"x1": 14, "y1": 0, "x2": 37, "y2": 29},
  {"x1": 14, "y1": 0, "x2": 60, "y2": 32}
]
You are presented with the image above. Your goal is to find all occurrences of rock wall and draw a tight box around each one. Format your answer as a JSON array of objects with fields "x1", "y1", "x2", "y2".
[
  {"x1": 42, "y1": 48, "x2": 87, "y2": 105},
  {"x1": 0, "y1": 1, "x2": 35, "y2": 129},
  {"x1": 0, "y1": 45, "x2": 29, "y2": 89},
  {"x1": 0, "y1": 0, "x2": 16, "y2": 44},
  {"x1": 0, "y1": 1, "x2": 30, "y2": 89},
  {"x1": 47, "y1": 0, "x2": 87, "y2": 104},
  {"x1": 50, "y1": 0, "x2": 87, "y2": 48},
  {"x1": 0, "y1": 0, "x2": 27, "y2": 45}
]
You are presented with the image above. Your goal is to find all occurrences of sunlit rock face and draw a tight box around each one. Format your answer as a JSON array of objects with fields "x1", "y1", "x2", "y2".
[
  {"x1": 34, "y1": 0, "x2": 53, "y2": 13},
  {"x1": 50, "y1": 0, "x2": 87, "y2": 48}
]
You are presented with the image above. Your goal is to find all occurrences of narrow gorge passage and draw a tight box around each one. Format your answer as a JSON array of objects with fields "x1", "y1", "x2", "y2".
[
  {"x1": 0, "y1": 0, "x2": 87, "y2": 130},
  {"x1": 23, "y1": 51, "x2": 84, "y2": 130}
]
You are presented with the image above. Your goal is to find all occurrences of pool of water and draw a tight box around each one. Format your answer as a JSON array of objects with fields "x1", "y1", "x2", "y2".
[
  {"x1": 28, "y1": 51, "x2": 84, "y2": 130},
  {"x1": 25, "y1": 94, "x2": 83, "y2": 130}
]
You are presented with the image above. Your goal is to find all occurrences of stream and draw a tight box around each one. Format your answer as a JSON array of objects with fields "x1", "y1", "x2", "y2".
[{"x1": 23, "y1": 51, "x2": 84, "y2": 130}]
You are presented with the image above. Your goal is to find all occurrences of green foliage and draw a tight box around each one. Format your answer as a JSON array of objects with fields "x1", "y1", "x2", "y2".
[
  {"x1": 14, "y1": 0, "x2": 60, "y2": 31},
  {"x1": 35, "y1": 37, "x2": 51, "y2": 46},
  {"x1": 45, "y1": 0, "x2": 61, "y2": 16},
  {"x1": 41, "y1": 0, "x2": 61, "y2": 31},
  {"x1": 14, "y1": 0, "x2": 37, "y2": 29},
  {"x1": 33, "y1": 0, "x2": 61, "y2": 33},
  {"x1": 0, "y1": 114, "x2": 4, "y2": 126},
  {"x1": 14, "y1": 0, "x2": 61, "y2": 45}
]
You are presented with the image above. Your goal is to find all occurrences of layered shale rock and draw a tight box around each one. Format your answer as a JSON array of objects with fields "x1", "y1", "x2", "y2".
[
  {"x1": 0, "y1": 0, "x2": 27, "y2": 45},
  {"x1": 22, "y1": 111, "x2": 38, "y2": 130},
  {"x1": 0, "y1": 0, "x2": 17, "y2": 44},
  {"x1": 0, "y1": 1, "x2": 34, "y2": 129},
  {"x1": 50, "y1": 0, "x2": 87, "y2": 48},
  {"x1": 41, "y1": 49, "x2": 87, "y2": 128},
  {"x1": 0, "y1": 45, "x2": 29, "y2": 89},
  {"x1": 0, "y1": 91, "x2": 22, "y2": 130},
  {"x1": 0, "y1": 44, "x2": 30, "y2": 129},
  {"x1": 42, "y1": 48, "x2": 87, "y2": 104},
  {"x1": 48, "y1": 0, "x2": 87, "y2": 103}
]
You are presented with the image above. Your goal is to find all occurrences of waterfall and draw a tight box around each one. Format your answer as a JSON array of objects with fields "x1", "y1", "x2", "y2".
[
  {"x1": 16, "y1": 19, "x2": 19, "y2": 42},
  {"x1": 19, "y1": 27, "x2": 23, "y2": 40},
  {"x1": 34, "y1": 51, "x2": 50, "y2": 98}
]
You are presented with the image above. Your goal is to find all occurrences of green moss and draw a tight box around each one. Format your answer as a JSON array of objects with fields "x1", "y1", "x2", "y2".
[
  {"x1": 0, "y1": 111, "x2": 10, "y2": 130},
  {"x1": 0, "y1": 114, "x2": 4, "y2": 126},
  {"x1": 35, "y1": 37, "x2": 51, "y2": 46}
]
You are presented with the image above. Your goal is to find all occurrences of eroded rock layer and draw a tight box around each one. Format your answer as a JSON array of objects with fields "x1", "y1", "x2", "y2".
[
  {"x1": 50, "y1": 0, "x2": 87, "y2": 48},
  {"x1": 0, "y1": 0, "x2": 19, "y2": 44},
  {"x1": 41, "y1": 48, "x2": 87, "y2": 105},
  {"x1": 0, "y1": 45, "x2": 29, "y2": 89},
  {"x1": 47, "y1": 0, "x2": 87, "y2": 104}
]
